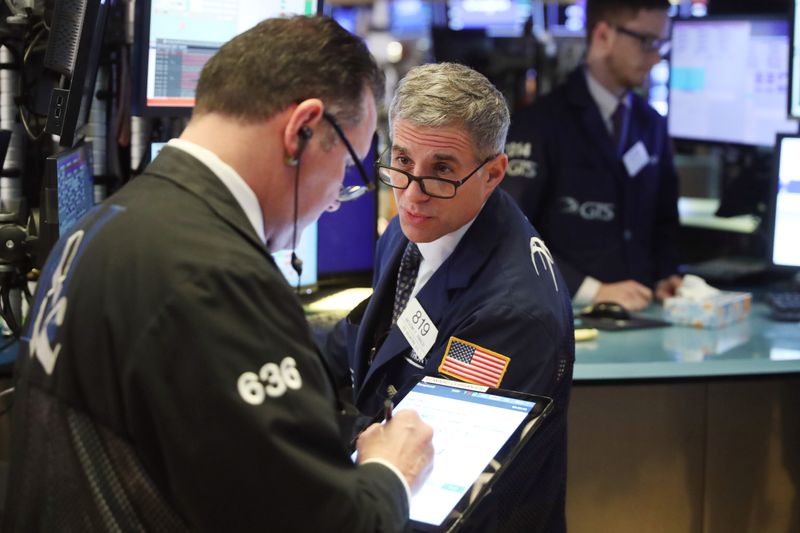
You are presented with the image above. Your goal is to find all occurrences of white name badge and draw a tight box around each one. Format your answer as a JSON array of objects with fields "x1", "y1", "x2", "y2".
[
  {"x1": 397, "y1": 298, "x2": 438, "y2": 360},
  {"x1": 623, "y1": 141, "x2": 649, "y2": 177}
]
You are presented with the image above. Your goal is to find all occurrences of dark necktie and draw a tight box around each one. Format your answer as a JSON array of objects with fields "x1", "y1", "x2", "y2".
[
  {"x1": 392, "y1": 242, "x2": 422, "y2": 325},
  {"x1": 611, "y1": 101, "x2": 627, "y2": 155}
]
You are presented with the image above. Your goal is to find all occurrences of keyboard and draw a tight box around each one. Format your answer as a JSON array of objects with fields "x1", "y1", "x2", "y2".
[
  {"x1": 766, "y1": 291, "x2": 800, "y2": 322},
  {"x1": 685, "y1": 257, "x2": 767, "y2": 282}
]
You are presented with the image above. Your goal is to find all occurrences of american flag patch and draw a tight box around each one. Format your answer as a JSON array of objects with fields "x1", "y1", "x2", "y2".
[{"x1": 438, "y1": 337, "x2": 509, "y2": 388}]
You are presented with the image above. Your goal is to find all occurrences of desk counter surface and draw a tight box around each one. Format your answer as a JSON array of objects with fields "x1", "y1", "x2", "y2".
[{"x1": 575, "y1": 303, "x2": 800, "y2": 381}]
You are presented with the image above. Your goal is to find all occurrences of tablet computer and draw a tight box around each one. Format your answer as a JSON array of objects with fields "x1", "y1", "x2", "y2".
[{"x1": 392, "y1": 376, "x2": 553, "y2": 532}]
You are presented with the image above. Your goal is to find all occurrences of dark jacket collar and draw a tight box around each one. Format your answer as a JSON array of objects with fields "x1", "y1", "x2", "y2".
[{"x1": 144, "y1": 145, "x2": 270, "y2": 257}]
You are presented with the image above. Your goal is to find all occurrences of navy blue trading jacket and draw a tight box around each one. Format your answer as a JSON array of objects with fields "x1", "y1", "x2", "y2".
[
  {"x1": 503, "y1": 66, "x2": 681, "y2": 295},
  {"x1": 326, "y1": 187, "x2": 575, "y2": 532}
]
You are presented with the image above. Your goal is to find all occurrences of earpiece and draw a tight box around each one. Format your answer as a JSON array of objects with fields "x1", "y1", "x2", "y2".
[
  {"x1": 294, "y1": 126, "x2": 313, "y2": 159},
  {"x1": 286, "y1": 126, "x2": 313, "y2": 167}
]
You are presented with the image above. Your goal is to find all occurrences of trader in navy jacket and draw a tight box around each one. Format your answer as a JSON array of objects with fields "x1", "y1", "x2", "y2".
[
  {"x1": 326, "y1": 63, "x2": 575, "y2": 532},
  {"x1": 504, "y1": 0, "x2": 682, "y2": 311}
]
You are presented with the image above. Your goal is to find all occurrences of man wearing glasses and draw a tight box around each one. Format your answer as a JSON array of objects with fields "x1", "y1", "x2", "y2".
[
  {"x1": 504, "y1": 0, "x2": 682, "y2": 312},
  {"x1": 326, "y1": 63, "x2": 575, "y2": 532},
  {"x1": 5, "y1": 16, "x2": 435, "y2": 532}
]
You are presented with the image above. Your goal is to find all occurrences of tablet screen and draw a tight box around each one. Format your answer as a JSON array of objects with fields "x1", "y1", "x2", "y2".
[{"x1": 394, "y1": 377, "x2": 539, "y2": 528}]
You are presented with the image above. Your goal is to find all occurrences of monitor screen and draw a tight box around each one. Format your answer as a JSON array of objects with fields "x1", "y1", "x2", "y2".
[
  {"x1": 39, "y1": 142, "x2": 95, "y2": 265},
  {"x1": 769, "y1": 135, "x2": 800, "y2": 269},
  {"x1": 330, "y1": 6, "x2": 358, "y2": 34},
  {"x1": 316, "y1": 137, "x2": 378, "y2": 282},
  {"x1": 151, "y1": 141, "x2": 167, "y2": 160},
  {"x1": 390, "y1": 0, "x2": 432, "y2": 38},
  {"x1": 447, "y1": 0, "x2": 532, "y2": 38},
  {"x1": 273, "y1": 223, "x2": 318, "y2": 290},
  {"x1": 669, "y1": 18, "x2": 798, "y2": 146},
  {"x1": 137, "y1": 0, "x2": 322, "y2": 114},
  {"x1": 545, "y1": 0, "x2": 585, "y2": 37}
]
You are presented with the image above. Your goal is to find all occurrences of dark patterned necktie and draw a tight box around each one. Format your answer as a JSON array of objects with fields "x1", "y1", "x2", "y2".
[
  {"x1": 392, "y1": 242, "x2": 422, "y2": 325},
  {"x1": 611, "y1": 101, "x2": 628, "y2": 155}
]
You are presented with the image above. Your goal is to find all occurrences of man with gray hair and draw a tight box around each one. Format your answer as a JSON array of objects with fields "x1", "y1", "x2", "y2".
[{"x1": 326, "y1": 63, "x2": 575, "y2": 531}]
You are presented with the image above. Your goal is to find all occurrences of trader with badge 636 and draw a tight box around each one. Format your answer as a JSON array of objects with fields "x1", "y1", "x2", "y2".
[{"x1": 325, "y1": 63, "x2": 575, "y2": 533}]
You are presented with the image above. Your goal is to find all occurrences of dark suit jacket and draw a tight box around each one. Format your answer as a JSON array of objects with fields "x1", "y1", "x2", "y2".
[
  {"x1": 4, "y1": 146, "x2": 410, "y2": 532},
  {"x1": 504, "y1": 66, "x2": 681, "y2": 295},
  {"x1": 327, "y1": 188, "x2": 575, "y2": 532}
]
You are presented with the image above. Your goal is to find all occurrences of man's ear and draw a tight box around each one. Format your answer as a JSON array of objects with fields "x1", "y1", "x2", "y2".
[
  {"x1": 283, "y1": 99, "x2": 324, "y2": 160},
  {"x1": 591, "y1": 20, "x2": 616, "y2": 54},
  {"x1": 483, "y1": 153, "x2": 508, "y2": 197},
  {"x1": 487, "y1": 154, "x2": 508, "y2": 183}
]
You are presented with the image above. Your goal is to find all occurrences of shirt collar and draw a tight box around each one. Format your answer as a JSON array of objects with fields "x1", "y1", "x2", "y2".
[
  {"x1": 415, "y1": 213, "x2": 479, "y2": 279},
  {"x1": 584, "y1": 69, "x2": 630, "y2": 131},
  {"x1": 167, "y1": 138, "x2": 266, "y2": 244}
]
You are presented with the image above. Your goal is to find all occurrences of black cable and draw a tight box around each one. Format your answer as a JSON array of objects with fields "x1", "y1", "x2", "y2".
[{"x1": 291, "y1": 161, "x2": 302, "y2": 294}]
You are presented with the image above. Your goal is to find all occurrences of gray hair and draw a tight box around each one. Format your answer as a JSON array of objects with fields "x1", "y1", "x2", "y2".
[{"x1": 388, "y1": 63, "x2": 510, "y2": 160}]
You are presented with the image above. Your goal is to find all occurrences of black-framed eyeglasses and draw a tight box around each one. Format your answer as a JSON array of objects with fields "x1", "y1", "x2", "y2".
[
  {"x1": 611, "y1": 24, "x2": 671, "y2": 56},
  {"x1": 376, "y1": 149, "x2": 497, "y2": 199},
  {"x1": 322, "y1": 112, "x2": 376, "y2": 202}
]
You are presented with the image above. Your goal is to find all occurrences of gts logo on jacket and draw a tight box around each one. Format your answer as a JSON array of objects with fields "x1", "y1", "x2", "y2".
[
  {"x1": 506, "y1": 142, "x2": 538, "y2": 179},
  {"x1": 559, "y1": 197, "x2": 615, "y2": 221}
]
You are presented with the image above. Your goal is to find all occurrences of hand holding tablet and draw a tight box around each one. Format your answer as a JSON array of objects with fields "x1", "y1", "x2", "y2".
[{"x1": 356, "y1": 409, "x2": 435, "y2": 493}]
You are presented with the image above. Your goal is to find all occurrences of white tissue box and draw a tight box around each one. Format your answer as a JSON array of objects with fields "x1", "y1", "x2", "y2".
[{"x1": 663, "y1": 291, "x2": 752, "y2": 329}]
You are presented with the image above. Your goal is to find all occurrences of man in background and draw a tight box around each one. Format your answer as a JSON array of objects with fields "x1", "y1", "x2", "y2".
[
  {"x1": 505, "y1": 0, "x2": 682, "y2": 311},
  {"x1": 5, "y1": 16, "x2": 433, "y2": 532}
]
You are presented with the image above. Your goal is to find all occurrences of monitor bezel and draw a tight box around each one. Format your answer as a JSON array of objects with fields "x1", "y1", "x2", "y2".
[
  {"x1": 767, "y1": 133, "x2": 800, "y2": 271},
  {"x1": 132, "y1": 0, "x2": 324, "y2": 117},
  {"x1": 668, "y1": 15, "x2": 799, "y2": 148},
  {"x1": 788, "y1": 0, "x2": 800, "y2": 119},
  {"x1": 44, "y1": 0, "x2": 109, "y2": 148},
  {"x1": 38, "y1": 141, "x2": 94, "y2": 267}
]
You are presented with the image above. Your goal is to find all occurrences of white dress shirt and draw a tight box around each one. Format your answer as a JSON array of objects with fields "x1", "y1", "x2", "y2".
[{"x1": 410, "y1": 216, "x2": 478, "y2": 299}]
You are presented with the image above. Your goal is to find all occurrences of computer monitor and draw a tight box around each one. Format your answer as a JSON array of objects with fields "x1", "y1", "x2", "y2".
[
  {"x1": 39, "y1": 142, "x2": 95, "y2": 266},
  {"x1": 272, "y1": 223, "x2": 318, "y2": 292},
  {"x1": 390, "y1": 0, "x2": 432, "y2": 39},
  {"x1": 669, "y1": 17, "x2": 798, "y2": 147},
  {"x1": 151, "y1": 141, "x2": 167, "y2": 161},
  {"x1": 134, "y1": 0, "x2": 323, "y2": 115},
  {"x1": 43, "y1": 0, "x2": 109, "y2": 147},
  {"x1": 446, "y1": 0, "x2": 532, "y2": 38},
  {"x1": 317, "y1": 136, "x2": 378, "y2": 284},
  {"x1": 545, "y1": 0, "x2": 585, "y2": 37},
  {"x1": 767, "y1": 134, "x2": 800, "y2": 270},
  {"x1": 330, "y1": 6, "x2": 359, "y2": 34}
]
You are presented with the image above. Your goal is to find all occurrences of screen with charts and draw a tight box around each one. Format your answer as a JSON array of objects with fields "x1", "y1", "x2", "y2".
[
  {"x1": 669, "y1": 18, "x2": 798, "y2": 146},
  {"x1": 770, "y1": 136, "x2": 800, "y2": 268},
  {"x1": 395, "y1": 379, "x2": 537, "y2": 527},
  {"x1": 143, "y1": 0, "x2": 320, "y2": 110},
  {"x1": 55, "y1": 145, "x2": 95, "y2": 237},
  {"x1": 39, "y1": 143, "x2": 95, "y2": 266}
]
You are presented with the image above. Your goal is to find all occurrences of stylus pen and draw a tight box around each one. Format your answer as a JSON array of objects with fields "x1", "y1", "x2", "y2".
[{"x1": 384, "y1": 398, "x2": 393, "y2": 422}]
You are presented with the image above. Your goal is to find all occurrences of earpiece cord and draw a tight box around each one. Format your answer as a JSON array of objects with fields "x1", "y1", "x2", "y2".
[{"x1": 291, "y1": 160, "x2": 302, "y2": 294}]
